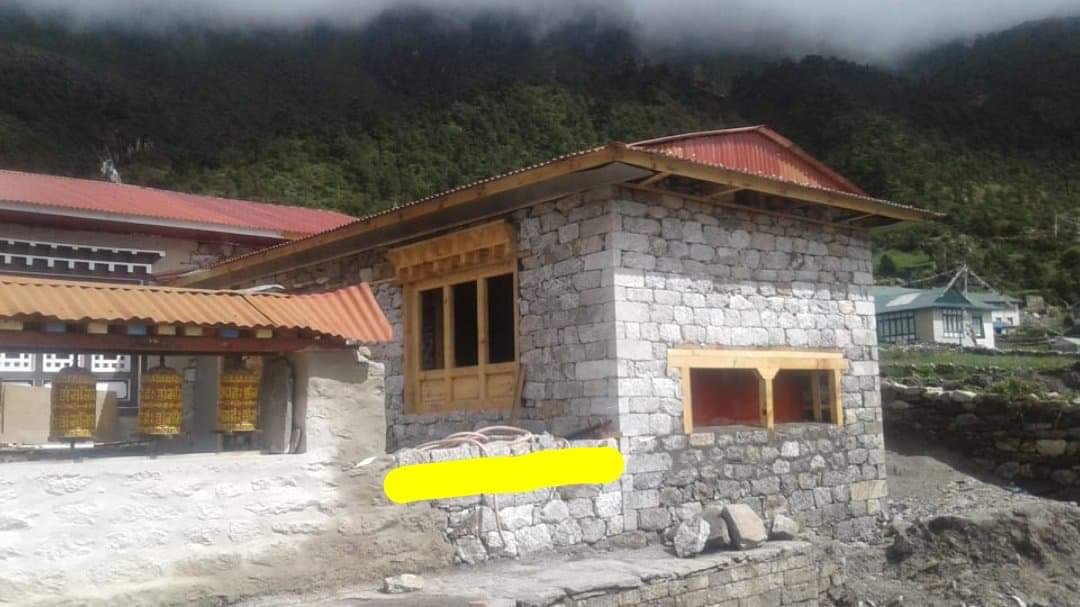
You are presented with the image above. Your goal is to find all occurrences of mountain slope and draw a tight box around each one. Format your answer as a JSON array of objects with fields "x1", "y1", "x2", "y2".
[{"x1": 0, "y1": 9, "x2": 1077, "y2": 303}]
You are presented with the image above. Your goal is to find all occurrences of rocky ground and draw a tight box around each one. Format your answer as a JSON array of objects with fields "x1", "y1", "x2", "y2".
[
  {"x1": 238, "y1": 428, "x2": 1080, "y2": 607},
  {"x1": 829, "y1": 429, "x2": 1080, "y2": 607}
]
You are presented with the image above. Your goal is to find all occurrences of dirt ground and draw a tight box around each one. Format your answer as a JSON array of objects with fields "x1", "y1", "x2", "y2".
[{"x1": 830, "y1": 429, "x2": 1080, "y2": 607}]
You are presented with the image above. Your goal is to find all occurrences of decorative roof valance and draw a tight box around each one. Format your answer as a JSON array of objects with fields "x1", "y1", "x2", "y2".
[{"x1": 386, "y1": 220, "x2": 517, "y2": 283}]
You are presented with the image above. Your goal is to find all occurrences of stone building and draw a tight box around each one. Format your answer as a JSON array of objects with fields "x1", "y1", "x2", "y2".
[{"x1": 179, "y1": 126, "x2": 935, "y2": 560}]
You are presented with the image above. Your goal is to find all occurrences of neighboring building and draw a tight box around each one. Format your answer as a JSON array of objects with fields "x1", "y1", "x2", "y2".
[
  {"x1": 179, "y1": 125, "x2": 936, "y2": 551},
  {"x1": 0, "y1": 169, "x2": 353, "y2": 415},
  {"x1": 873, "y1": 286, "x2": 996, "y2": 349},
  {"x1": 967, "y1": 291, "x2": 1022, "y2": 334},
  {"x1": 1052, "y1": 336, "x2": 1080, "y2": 353}
]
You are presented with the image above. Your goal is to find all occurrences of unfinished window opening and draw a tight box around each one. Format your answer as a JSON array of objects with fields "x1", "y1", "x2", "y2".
[
  {"x1": 419, "y1": 287, "x2": 444, "y2": 371},
  {"x1": 690, "y1": 369, "x2": 761, "y2": 427},
  {"x1": 486, "y1": 273, "x2": 515, "y2": 364},
  {"x1": 668, "y1": 349, "x2": 848, "y2": 433},
  {"x1": 773, "y1": 370, "x2": 833, "y2": 424}
]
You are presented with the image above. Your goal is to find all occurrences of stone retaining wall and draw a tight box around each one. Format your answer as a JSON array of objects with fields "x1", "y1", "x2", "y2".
[
  {"x1": 883, "y1": 381, "x2": 1080, "y2": 491},
  {"x1": 548, "y1": 542, "x2": 837, "y2": 607},
  {"x1": 408, "y1": 426, "x2": 884, "y2": 566}
]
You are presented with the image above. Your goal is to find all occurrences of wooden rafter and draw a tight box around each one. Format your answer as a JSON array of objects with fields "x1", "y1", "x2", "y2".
[{"x1": 638, "y1": 171, "x2": 671, "y2": 187}]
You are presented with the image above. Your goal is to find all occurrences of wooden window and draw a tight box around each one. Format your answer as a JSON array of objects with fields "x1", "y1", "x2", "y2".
[
  {"x1": 389, "y1": 221, "x2": 520, "y2": 414},
  {"x1": 668, "y1": 349, "x2": 848, "y2": 433},
  {"x1": 971, "y1": 313, "x2": 985, "y2": 338},
  {"x1": 942, "y1": 309, "x2": 964, "y2": 337},
  {"x1": 876, "y1": 311, "x2": 916, "y2": 344}
]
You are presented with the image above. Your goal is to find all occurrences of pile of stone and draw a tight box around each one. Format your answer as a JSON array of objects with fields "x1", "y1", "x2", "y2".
[{"x1": 671, "y1": 503, "x2": 800, "y2": 558}]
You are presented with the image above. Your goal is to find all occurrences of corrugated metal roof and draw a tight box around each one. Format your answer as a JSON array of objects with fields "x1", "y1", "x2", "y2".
[
  {"x1": 630, "y1": 126, "x2": 867, "y2": 196},
  {"x1": 0, "y1": 170, "x2": 355, "y2": 238},
  {"x1": 872, "y1": 286, "x2": 995, "y2": 313},
  {"x1": 0, "y1": 275, "x2": 391, "y2": 344},
  {"x1": 178, "y1": 127, "x2": 939, "y2": 287}
]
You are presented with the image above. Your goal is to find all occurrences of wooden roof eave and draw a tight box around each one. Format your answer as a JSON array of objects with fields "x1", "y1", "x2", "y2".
[
  {"x1": 611, "y1": 146, "x2": 940, "y2": 224},
  {"x1": 174, "y1": 146, "x2": 628, "y2": 289}
]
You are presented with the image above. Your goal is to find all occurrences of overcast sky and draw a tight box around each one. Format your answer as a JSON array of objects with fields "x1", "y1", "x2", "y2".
[{"x1": 10, "y1": 0, "x2": 1080, "y2": 62}]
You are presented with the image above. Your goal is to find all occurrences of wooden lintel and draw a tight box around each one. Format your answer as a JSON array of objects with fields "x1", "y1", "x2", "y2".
[{"x1": 0, "y1": 331, "x2": 344, "y2": 354}]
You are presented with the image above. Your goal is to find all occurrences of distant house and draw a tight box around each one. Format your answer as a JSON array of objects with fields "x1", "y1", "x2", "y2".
[
  {"x1": 1052, "y1": 336, "x2": 1080, "y2": 353},
  {"x1": 966, "y1": 291, "x2": 1022, "y2": 335},
  {"x1": 873, "y1": 286, "x2": 996, "y2": 349}
]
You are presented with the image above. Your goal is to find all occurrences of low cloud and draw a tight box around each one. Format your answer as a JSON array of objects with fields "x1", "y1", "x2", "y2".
[{"x1": 9, "y1": 0, "x2": 1080, "y2": 62}]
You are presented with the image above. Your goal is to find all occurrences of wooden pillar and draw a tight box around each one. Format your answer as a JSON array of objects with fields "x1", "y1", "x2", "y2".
[
  {"x1": 756, "y1": 368, "x2": 778, "y2": 430},
  {"x1": 830, "y1": 369, "x2": 844, "y2": 426}
]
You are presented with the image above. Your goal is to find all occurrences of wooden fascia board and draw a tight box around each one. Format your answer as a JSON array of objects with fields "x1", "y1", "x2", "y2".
[
  {"x1": 175, "y1": 147, "x2": 621, "y2": 288},
  {"x1": 612, "y1": 147, "x2": 937, "y2": 223}
]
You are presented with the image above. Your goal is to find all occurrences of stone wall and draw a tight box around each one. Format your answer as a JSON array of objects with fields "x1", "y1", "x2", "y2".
[
  {"x1": 245, "y1": 188, "x2": 623, "y2": 449},
  {"x1": 883, "y1": 380, "x2": 1080, "y2": 492},
  {"x1": 549, "y1": 542, "x2": 834, "y2": 607},
  {"x1": 604, "y1": 189, "x2": 885, "y2": 541},
  {"x1": 0, "y1": 351, "x2": 456, "y2": 607}
]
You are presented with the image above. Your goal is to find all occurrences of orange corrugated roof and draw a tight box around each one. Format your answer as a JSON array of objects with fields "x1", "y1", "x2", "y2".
[
  {"x1": 630, "y1": 126, "x2": 868, "y2": 196},
  {"x1": 0, "y1": 275, "x2": 391, "y2": 344},
  {"x1": 0, "y1": 170, "x2": 355, "y2": 238}
]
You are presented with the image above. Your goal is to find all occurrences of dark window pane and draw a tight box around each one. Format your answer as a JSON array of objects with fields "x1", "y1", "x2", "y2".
[
  {"x1": 420, "y1": 288, "x2": 443, "y2": 370},
  {"x1": 486, "y1": 274, "x2": 515, "y2": 363},
  {"x1": 453, "y1": 282, "x2": 478, "y2": 368}
]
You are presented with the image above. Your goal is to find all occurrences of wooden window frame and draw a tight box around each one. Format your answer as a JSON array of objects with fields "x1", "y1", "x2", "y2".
[
  {"x1": 667, "y1": 349, "x2": 848, "y2": 433},
  {"x1": 876, "y1": 311, "x2": 916, "y2": 344},
  {"x1": 403, "y1": 260, "x2": 519, "y2": 414},
  {"x1": 942, "y1": 309, "x2": 964, "y2": 337}
]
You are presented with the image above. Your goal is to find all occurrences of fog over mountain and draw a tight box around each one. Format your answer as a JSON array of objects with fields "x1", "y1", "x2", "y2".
[{"x1": 9, "y1": 0, "x2": 1080, "y2": 62}]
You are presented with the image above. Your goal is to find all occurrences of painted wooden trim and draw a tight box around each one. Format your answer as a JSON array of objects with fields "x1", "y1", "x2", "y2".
[
  {"x1": 668, "y1": 348, "x2": 848, "y2": 433},
  {"x1": 403, "y1": 258, "x2": 519, "y2": 415}
]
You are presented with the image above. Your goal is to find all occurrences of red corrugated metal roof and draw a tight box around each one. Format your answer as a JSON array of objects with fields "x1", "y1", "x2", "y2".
[
  {"x1": 631, "y1": 126, "x2": 868, "y2": 196},
  {"x1": 0, "y1": 170, "x2": 355, "y2": 238},
  {"x1": 0, "y1": 275, "x2": 391, "y2": 344}
]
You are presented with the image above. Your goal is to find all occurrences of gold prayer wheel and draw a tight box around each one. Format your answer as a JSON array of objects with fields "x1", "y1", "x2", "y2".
[
  {"x1": 217, "y1": 365, "x2": 259, "y2": 432},
  {"x1": 138, "y1": 365, "x2": 184, "y2": 436},
  {"x1": 49, "y1": 366, "x2": 97, "y2": 441}
]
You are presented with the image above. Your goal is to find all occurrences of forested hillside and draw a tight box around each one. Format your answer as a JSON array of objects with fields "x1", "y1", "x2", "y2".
[{"x1": 0, "y1": 7, "x2": 1077, "y2": 303}]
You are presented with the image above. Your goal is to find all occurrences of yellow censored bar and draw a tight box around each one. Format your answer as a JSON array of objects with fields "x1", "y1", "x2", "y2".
[{"x1": 384, "y1": 447, "x2": 625, "y2": 504}]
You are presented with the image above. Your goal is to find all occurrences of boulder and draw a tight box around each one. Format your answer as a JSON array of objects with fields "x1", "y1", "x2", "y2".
[
  {"x1": 721, "y1": 504, "x2": 767, "y2": 549},
  {"x1": 950, "y1": 390, "x2": 978, "y2": 403},
  {"x1": 701, "y1": 504, "x2": 732, "y2": 550},
  {"x1": 769, "y1": 514, "x2": 800, "y2": 541},
  {"x1": 383, "y1": 574, "x2": 425, "y2": 594},
  {"x1": 886, "y1": 400, "x2": 912, "y2": 412},
  {"x1": 672, "y1": 515, "x2": 710, "y2": 558}
]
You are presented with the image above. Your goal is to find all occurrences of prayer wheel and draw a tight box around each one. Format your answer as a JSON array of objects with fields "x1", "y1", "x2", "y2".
[
  {"x1": 138, "y1": 364, "x2": 184, "y2": 436},
  {"x1": 217, "y1": 364, "x2": 259, "y2": 432},
  {"x1": 49, "y1": 366, "x2": 97, "y2": 441}
]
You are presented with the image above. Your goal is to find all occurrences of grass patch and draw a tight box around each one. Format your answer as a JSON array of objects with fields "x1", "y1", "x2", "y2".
[{"x1": 881, "y1": 349, "x2": 1077, "y2": 372}]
